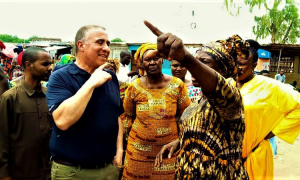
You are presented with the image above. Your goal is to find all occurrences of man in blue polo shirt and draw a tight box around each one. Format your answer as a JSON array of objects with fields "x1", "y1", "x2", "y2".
[{"x1": 46, "y1": 25, "x2": 123, "y2": 179}]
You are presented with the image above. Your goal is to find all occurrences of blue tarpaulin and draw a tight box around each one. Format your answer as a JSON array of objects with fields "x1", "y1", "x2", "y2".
[{"x1": 258, "y1": 49, "x2": 271, "y2": 59}]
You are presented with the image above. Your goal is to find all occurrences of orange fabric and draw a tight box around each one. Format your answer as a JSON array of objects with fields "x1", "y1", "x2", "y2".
[{"x1": 121, "y1": 77, "x2": 190, "y2": 180}]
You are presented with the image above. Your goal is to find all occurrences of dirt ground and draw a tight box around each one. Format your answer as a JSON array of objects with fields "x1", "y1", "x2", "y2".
[{"x1": 274, "y1": 134, "x2": 300, "y2": 180}]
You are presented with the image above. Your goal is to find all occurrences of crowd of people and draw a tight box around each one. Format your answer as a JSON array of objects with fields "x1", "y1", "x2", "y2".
[{"x1": 0, "y1": 21, "x2": 299, "y2": 180}]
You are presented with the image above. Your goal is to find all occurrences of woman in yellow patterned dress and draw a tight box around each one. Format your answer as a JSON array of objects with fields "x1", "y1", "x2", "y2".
[{"x1": 121, "y1": 43, "x2": 190, "y2": 180}]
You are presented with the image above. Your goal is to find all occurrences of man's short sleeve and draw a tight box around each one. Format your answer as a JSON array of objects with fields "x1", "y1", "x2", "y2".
[{"x1": 46, "y1": 70, "x2": 74, "y2": 114}]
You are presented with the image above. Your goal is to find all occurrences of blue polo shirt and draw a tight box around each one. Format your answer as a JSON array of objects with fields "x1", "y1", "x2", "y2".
[{"x1": 46, "y1": 62, "x2": 123, "y2": 165}]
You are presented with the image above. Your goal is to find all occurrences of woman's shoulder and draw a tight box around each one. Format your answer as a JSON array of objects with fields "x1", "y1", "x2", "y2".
[
  {"x1": 166, "y1": 75, "x2": 182, "y2": 84},
  {"x1": 163, "y1": 74, "x2": 174, "y2": 81},
  {"x1": 124, "y1": 78, "x2": 140, "y2": 90},
  {"x1": 169, "y1": 76, "x2": 187, "y2": 89},
  {"x1": 242, "y1": 75, "x2": 288, "y2": 94},
  {"x1": 251, "y1": 75, "x2": 282, "y2": 88},
  {"x1": 225, "y1": 77, "x2": 236, "y2": 87},
  {"x1": 185, "y1": 79, "x2": 193, "y2": 87}
]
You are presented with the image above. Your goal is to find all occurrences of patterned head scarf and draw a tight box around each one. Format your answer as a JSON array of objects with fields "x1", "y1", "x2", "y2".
[
  {"x1": 134, "y1": 43, "x2": 157, "y2": 76},
  {"x1": 197, "y1": 34, "x2": 249, "y2": 80},
  {"x1": 58, "y1": 54, "x2": 75, "y2": 65},
  {"x1": 106, "y1": 58, "x2": 120, "y2": 73}
]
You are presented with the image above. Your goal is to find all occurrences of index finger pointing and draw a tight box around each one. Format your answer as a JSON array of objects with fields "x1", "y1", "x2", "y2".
[{"x1": 144, "y1": 20, "x2": 163, "y2": 37}]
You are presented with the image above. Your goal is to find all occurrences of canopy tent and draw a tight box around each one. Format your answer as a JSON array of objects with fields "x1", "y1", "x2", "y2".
[
  {"x1": 0, "y1": 40, "x2": 5, "y2": 50},
  {"x1": 43, "y1": 46, "x2": 68, "y2": 52},
  {"x1": 1, "y1": 43, "x2": 17, "y2": 58}
]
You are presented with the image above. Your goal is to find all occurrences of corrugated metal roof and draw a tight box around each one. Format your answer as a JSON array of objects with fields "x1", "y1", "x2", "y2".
[
  {"x1": 261, "y1": 43, "x2": 300, "y2": 48},
  {"x1": 43, "y1": 46, "x2": 68, "y2": 51},
  {"x1": 261, "y1": 43, "x2": 300, "y2": 55}
]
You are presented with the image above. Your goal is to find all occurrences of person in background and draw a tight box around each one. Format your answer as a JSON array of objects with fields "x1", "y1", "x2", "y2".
[
  {"x1": 0, "y1": 47, "x2": 53, "y2": 180},
  {"x1": 171, "y1": 60, "x2": 192, "y2": 86},
  {"x1": 236, "y1": 39, "x2": 300, "y2": 180},
  {"x1": 0, "y1": 43, "x2": 8, "y2": 94},
  {"x1": 46, "y1": 25, "x2": 123, "y2": 180},
  {"x1": 118, "y1": 51, "x2": 131, "y2": 83},
  {"x1": 289, "y1": 80, "x2": 298, "y2": 91},
  {"x1": 118, "y1": 51, "x2": 139, "y2": 101},
  {"x1": 57, "y1": 54, "x2": 75, "y2": 66},
  {"x1": 275, "y1": 68, "x2": 286, "y2": 83},
  {"x1": 121, "y1": 43, "x2": 190, "y2": 180},
  {"x1": 291, "y1": 80, "x2": 297, "y2": 88},
  {"x1": 105, "y1": 58, "x2": 120, "y2": 74},
  {"x1": 52, "y1": 54, "x2": 76, "y2": 73},
  {"x1": 9, "y1": 61, "x2": 24, "y2": 88},
  {"x1": 0, "y1": 54, "x2": 12, "y2": 80},
  {"x1": 11, "y1": 59, "x2": 24, "y2": 81},
  {"x1": 171, "y1": 60, "x2": 201, "y2": 103},
  {"x1": 0, "y1": 59, "x2": 3, "y2": 68},
  {"x1": 259, "y1": 69, "x2": 270, "y2": 77}
]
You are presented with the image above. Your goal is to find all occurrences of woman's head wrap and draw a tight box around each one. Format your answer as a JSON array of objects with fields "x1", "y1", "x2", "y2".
[
  {"x1": 58, "y1": 54, "x2": 75, "y2": 65},
  {"x1": 106, "y1": 58, "x2": 120, "y2": 73},
  {"x1": 134, "y1": 43, "x2": 157, "y2": 76},
  {"x1": 246, "y1": 39, "x2": 260, "y2": 63},
  {"x1": 197, "y1": 34, "x2": 249, "y2": 80}
]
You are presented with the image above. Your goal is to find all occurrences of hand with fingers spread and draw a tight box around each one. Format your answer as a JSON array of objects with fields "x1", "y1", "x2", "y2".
[
  {"x1": 155, "y1": 139, "x2": 180, "y2": 167},
  {"x1": 88, "y1": 63, "x2": 112, "y2": 88},
  {"x1": 144, "y1": 20, "x2": 188, "y2": 62}
]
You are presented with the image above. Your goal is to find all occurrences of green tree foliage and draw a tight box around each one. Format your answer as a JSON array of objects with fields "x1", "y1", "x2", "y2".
[
  {"x1": 224, "y1": 0, "x2": 300, "y2": 43},
  {"x1": 27, "y1": 35, "x2": 40, "y2": 42},
  {"x1": 0, "y1": 34, "x2": 42, "y2": 43},
  {"x1": 111, "y1": 38, "x2": 123, "y2": 42}
]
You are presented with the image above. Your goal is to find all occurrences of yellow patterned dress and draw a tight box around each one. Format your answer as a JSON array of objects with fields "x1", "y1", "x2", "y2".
[{"x1": 121, "y1": 77, "x2": 190, "y2": 180}]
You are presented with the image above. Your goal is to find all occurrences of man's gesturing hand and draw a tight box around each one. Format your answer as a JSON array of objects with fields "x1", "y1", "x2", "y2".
[{"x1": 88, "y1": 63, "x2": 112, "y2": 88}]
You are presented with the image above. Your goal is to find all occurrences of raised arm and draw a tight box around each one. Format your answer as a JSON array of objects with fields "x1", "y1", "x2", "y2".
[
  {"x1": 144, "y1": 21, "x2": 243, "y2": 121},
  {"x1": 144, "y1": 20, "x2": 220, "y2": 94},
  {"x1": 205, "y1": 73, "x2": 243, "y2": 121}
]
